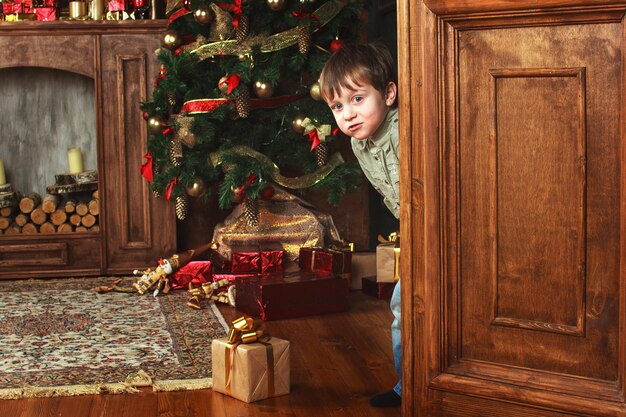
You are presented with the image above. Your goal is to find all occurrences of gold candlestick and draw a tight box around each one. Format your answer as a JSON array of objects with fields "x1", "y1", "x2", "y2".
[{"x1": 69, "y1": 1, "x2": 87, "y2": 18}]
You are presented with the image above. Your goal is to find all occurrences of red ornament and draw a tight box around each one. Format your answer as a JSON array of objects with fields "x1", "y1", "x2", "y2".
[
  {"x1": 260, "y1": 184, "x2": 275, "y2": 200},
  {"x1": 142, "y1": 111, "x2": 150, "y2": 121},
  {"x1": 233, "y1": 186, "x2": 245, "y2": 203},
  {"x1": 330, "y1": 38, "x2": 344, "y2": 52},
  {"x1": 183, "y1": 0, "x2": 191, "y2": 10}
]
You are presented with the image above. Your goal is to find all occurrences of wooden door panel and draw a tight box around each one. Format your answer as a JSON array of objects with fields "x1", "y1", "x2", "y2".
[
  {"x1": 398, "y1": 2, "x2": 626, "y2": 415},
  {"x1": 454, "y1": 22, "x2": 620, "y2": 380}
]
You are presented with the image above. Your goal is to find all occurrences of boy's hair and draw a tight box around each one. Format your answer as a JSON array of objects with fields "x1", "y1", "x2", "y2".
[{"x1": 319, "y1": 42, "x2": 397, "y2": 106}]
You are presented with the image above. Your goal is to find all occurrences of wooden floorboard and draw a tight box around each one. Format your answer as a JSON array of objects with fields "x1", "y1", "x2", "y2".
[{"x1": 0, "y1": 291, "x2": 401, "y2": 417}]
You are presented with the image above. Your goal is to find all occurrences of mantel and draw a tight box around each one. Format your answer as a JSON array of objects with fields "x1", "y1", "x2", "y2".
[{"x1": 0, "y1": 19, "x2": 167, "y2": 35}]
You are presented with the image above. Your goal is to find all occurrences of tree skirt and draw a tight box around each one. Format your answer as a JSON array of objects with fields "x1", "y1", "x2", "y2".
[{"x1": 0, "y1": 277, "x2": 229, "y2": 399}]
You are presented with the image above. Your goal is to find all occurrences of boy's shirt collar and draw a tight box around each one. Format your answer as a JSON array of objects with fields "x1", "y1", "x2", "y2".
[{"x1": 352, "y1": 107, "x2": 398, "y2": 150}]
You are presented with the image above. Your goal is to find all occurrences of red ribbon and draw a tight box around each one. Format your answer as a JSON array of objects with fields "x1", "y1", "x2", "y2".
[
  {"x1": 332, "y1": 127, "x2": 340, "y2": 136},
  {"x1": 292, "y1": 6, "x2": 319, "y2": 28},
  {"x1": 219, "y1": 74, "x2": 240, "y2": 95},
  {"x1": 181, "y1": 98, "x2": 233, "y2": 114},
  {"x1": 140, "y1": 152, "x2": 154, "y2": 183},
  {"x1": 166, "y1": 177, "x2": 178, "y2": 201},
  {"x1": 159, "y1": 67, "x2": 167, "y2": 80},
  {"x1": 167, "y1": 8, "x2": 190, "y2": 26},
  {"x1": 217, "y1": 0, "x2": 242, "y2": 28},
  {"x1": 163, "y1": 127, "x2": 174, "y2": 135},
  {"x1": 307, "y1": 130, "x2": 320, "y2": 151}
]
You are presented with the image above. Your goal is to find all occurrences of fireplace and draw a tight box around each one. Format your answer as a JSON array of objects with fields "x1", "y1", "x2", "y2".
[{"x1": 0, "y1": 20, "x2": 175, "y2": 279}]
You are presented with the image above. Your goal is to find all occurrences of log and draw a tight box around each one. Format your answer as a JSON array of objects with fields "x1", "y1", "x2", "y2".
[
  {"x1": 75, "y1": 226, "x2": 88, "y2": 232},
  {"x1": 30, "y1": 207, "x2": 47, "y2": 225},
  {"x1": 69, "y1": 214, "x2": 82, "y2": 226},
  {"x1": 57, "y1": 223, "x2": 73, "y2": 233},
  {"x1": 22, "y1": 223, "x2": 38, "y2": 234},
  {"x1": 92, "y1": 189, "x2": 99, "y2": 199},
  {"x1": 89, "y1": 225, "x2": 100, "y2": 232},
  {"x1": 76, "y1": 202, "x2": 89, "y2": 216},
  {"x1": 88, "y1": 199, "x2": 99, "y2": 216},
  {"x1": 19, "y1": 193, "x2": 42, "y2": 214},
  {"x1": 42, "y1": 194, "x2": 59, "y2": 213},
  {"x1": 0, "y1": 184, "x2": 12, "y2": 193},
  {"x1": 73, "y1": 170, "x2": 98, "y2": 184},
  {"x1": 0, "y1": 216, "x2": 9, "y2": 230},
  {"x1": 40, "y1": 222, "x2": 56, "y2": 234},
  {"x1": 15, "y1": 213, "x2": 28, "y2": 227},
  {"x1": 81, "y1": 213, "x2": 96, "y2": 228},
  {"x1": 50, "y1": 209, "x2": 67, "y2": 226},
  {"x1": 0, "y1": 206, "x2": 14, "y2": 217},
  {"x1": 64, "y1": 199, "x2": 76, "y2": 214},
  {"x1": 5, "y1": 224, "x2": 20, "y2": 234},
  {"x1": 0, "y1": 192, "x2": 18, "y2": 209}
]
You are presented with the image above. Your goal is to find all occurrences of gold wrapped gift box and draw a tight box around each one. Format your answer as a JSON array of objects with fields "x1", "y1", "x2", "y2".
[{"x1": 212, "y1": 336, "x2": 290, "y2": 403}]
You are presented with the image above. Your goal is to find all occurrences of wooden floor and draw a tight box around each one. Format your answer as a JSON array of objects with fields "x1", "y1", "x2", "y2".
[{"x1": 0, "y1": 291, "x2": 401, "y2": 417}]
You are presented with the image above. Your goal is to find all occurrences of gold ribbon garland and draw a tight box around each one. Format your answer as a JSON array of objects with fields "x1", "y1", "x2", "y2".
[
  {"x1": 209, "y1": 145, "x2": 344, "y2": 189},
  {"x1": 189, "y1": 0, "x2": 348, "y2": 59},
  {"x1": 378, "y1": 232, "x2": 400, "y2": 282}
]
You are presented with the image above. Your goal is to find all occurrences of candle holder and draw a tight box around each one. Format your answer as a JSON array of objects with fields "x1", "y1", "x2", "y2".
[{"x1": 69, "y1": 1, "x2": 87, "y2": 19}]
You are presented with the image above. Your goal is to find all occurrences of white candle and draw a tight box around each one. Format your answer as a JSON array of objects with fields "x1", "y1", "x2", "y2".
[
  {"x1": 68, "y1": 147, "x2": 84, "y2": 174},
  {"x1": 0, "y1": 159, "x2": 5, "y2": 186}
]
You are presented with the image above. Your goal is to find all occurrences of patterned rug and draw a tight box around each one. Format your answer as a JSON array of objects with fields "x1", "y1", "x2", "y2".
[{"x1": 0, "y1": 277, "x2": 228, "y2": 399}]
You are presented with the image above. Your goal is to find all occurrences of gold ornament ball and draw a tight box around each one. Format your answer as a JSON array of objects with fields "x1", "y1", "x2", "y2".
[
  {"x1": 253, "y1": 80, "x2": 274, "y2": 98},
  {"x1": 185, "y1": 177, "x2": 206, "y2": 197},
  {"x1": 147, "y1": 116, "x2": 163, "y2": 135},
  {"x1": 162, "y1": 30, "x2": 181, "y2": 50},
  {"x1": 292, "y1": 114, "x2": 306, "y2": 134},
  {"x1": 266, "y1": 0, "x2": 286, "y2": 11},
  {"x1": 310, "y1": 82, "x2": 323, "y2": 101},
  {"x1": 193, "y1": 6, "x2": 212, "y2": 25}
]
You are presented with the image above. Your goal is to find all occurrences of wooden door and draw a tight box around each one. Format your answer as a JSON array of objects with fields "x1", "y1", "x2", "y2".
[
  {"x1": 398, "y1": 1, "x2": 626, "y2": 415},
  {"x1": 100, "y1": 32, "x2": 176, "y2": 274}
]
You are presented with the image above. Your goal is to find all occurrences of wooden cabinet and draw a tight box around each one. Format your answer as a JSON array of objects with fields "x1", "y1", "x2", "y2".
[
  {"x1": 0, "y1": 21, "x2": 175, "y2": 278},
  {"x1": 398, "y1": 1, "x2": 626, "y2": 415}
]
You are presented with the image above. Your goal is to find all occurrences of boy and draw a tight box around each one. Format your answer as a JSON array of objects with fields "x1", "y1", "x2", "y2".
[{"x1": 319, "y1": 42, "x2": 401, "y2": 408}]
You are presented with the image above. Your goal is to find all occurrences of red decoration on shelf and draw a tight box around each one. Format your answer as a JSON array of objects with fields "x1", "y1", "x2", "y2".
[
  {"x1": 330, "y1": 38, "x2": 344, "y2": 52},
  {"x1": 140, "y1": 152, "x2": 154, "y2": 182}
]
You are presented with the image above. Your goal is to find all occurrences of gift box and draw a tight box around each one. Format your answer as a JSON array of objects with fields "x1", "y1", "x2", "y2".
[
  {"x1": 231, "y1": 245, "x2": 262, "y2": 273},
  {"x1": 235, "y1": 270, "x2": 349, "y2": 320},
  {"x1": 350, "y1": 251, "x2": 376, "y2": 290},
  {"x1": 362, "y1": 276, "x2": 395, "y2": 300},
  {"x1": 35, "y1": 7, "x2": 57, "y2": 20},
  {"x1": 3, "y1": 2, "x2": 22, "y2": 14},
  {"x1": 376, "y1": 243, "x2": 400, "y2": 283},
  {"x1": 260, "y1": 242, "x2": 284, "y2": 273},
  {"x1": 107, "y1": 0, "x2": 125, "y2": 11},
  {"x1": 212, "y1": 335, "x2": 290, "y2": 403},
  {"x1": 298, "y1": 247, "x2": 351, "y2": 278},
  {"x1": 168, "y1": 260, "x2": 212, "y2": 290}
]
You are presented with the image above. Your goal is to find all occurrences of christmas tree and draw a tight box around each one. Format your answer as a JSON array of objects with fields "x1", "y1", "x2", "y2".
[{"x1": 141, "y1": 0, "x2": 365, "y2": 221}]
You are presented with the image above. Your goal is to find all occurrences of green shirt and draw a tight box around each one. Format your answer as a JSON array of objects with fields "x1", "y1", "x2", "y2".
[{"x1": 351, "y1": 107, "x2": 400, "y2": 219}]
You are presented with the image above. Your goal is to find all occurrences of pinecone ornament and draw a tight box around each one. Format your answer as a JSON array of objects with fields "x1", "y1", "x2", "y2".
[
  {"x1": 175, "y1": 194, "x2": 188, "y2": 220},
  {"x1": 167, "y1": 92, "x2": 177, "y2": 108},
  {"x1": 243, "y1": 197, "x2": 259, "y2": 226},
  {"x1": 314, "y1": 142, "x2": 329, "y2": 166},
  {"x1": 235, "y1": 85, "x2": 250, "y2": 118},
  {"x1": 168, "y1": 139, "x2": 183, "y2": 167},
  {"x1": 297, "y1": 24, "x2": 311, "y2": 54},
  {"x1": 235, "y1": 13, "x2": 249, "y2": 42}
]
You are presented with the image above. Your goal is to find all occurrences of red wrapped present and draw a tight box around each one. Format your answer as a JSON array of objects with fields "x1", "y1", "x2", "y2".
[
  {"x1": 260, "y1": 243, "x2": 284, "y2": 273},
  {"x1": 41, "y1": 0, "x2": 58, "y2": 6},
  {"x1": 168, "y1": 260, "x2": 212, "y2": 290},
  {"x1": 212, "y1": 273, "x2": 256, "y2": 293},
  {"x1": 3, "y1": 2, "x2": 23, "y2": 14},
  {"x1": 298, "y1": 247, "x2": 351, "y2": 278},
  {"x1": 231, "y1": 245, "x2": 262, "y2": 273},
  {"x1": 35, "y1": 7, "x2": 57, "y2": 20},
  {"x1": 107, "y1": 0, "x2": 125, "y2": 11},
  {"x1": 235, "y1": 270, "x2": 349, "y2": 320},
  {"x1": 361, "y1": 276, "x2": 395, "y2": 300}
]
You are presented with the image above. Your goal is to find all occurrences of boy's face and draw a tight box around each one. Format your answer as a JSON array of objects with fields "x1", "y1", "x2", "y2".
[{"x1": 326, "y1": 80, "x2": 396, "y2": 141}]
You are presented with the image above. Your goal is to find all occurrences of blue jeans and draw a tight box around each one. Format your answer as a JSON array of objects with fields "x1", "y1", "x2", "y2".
[{"x1": 391, "y1": 280, "x2": 402, "y2": 395}]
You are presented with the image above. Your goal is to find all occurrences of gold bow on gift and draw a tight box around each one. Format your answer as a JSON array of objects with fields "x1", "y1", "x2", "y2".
[
  {"x1": 378, "y1": 232, "x2": 400, "y2": 282},
  {"x1": 327, "y1": 239, "x2": 354, "y2": 252}
]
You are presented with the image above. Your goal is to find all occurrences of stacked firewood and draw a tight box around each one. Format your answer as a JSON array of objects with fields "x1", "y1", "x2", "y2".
[{"x1": 0, "y1": 190, "x2": 99, "y2": 235}]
